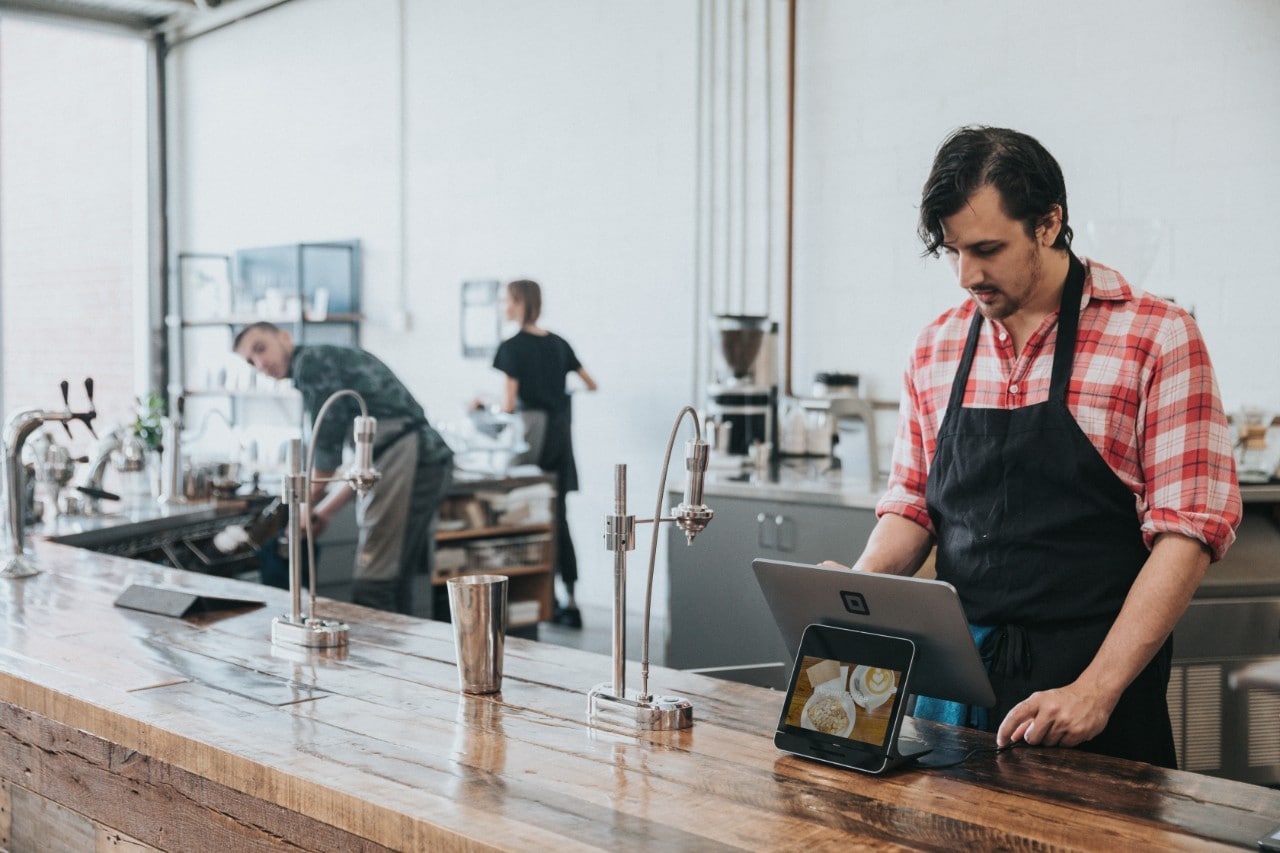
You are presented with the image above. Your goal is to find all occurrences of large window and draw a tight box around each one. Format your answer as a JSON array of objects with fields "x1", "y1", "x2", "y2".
[{"x1": 0, "y1": 16, "x2": 150, "y2": 458}]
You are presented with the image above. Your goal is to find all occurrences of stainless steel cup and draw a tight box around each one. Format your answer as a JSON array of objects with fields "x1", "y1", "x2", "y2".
[{"x1": 446, "y1": 574, "x2": 508, "y2": 694}]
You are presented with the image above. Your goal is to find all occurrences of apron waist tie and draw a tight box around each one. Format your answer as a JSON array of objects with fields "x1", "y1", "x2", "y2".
[
  {"x1": 373, "y1": 420, "x2": 426, "y2": 462},
  {"x1": 982, "y1": 624, "x2": 1032, "y2": 679}
]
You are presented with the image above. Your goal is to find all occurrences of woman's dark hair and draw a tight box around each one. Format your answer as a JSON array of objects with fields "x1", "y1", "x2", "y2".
[
  {"x1": 917, "y1": 125, "x2": 1072, "y2": 256},
  {"x1": 507, "y1": 279, "x2": 542, "y2": 326}
]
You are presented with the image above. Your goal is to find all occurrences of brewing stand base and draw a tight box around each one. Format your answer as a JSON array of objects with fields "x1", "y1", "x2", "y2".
[
  {"x1": 0, "y1": 555, "x2": 39, "y2": 579},
  {"x1": 587, "y1": 683, "x2": 693, "y2": 731},
  {"x1": 271, "y1": 615, "x2": 349, "y2": 648}
]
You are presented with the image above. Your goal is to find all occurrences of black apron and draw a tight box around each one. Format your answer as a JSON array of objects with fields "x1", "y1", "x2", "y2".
[
  {"x1": 534, "y1": 396, "x2": 579, "y2": 494},
  {"x1": 925, "y1": 254, "x2": 1176, "y2": 767}
]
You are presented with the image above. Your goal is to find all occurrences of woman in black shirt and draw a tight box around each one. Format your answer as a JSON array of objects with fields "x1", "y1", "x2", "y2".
[{"x1": 493, "y1": 279, "x2": 598, "y2": 628}]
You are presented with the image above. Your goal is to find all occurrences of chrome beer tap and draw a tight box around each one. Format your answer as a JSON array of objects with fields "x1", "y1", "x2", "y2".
[{"x1": 2, "y1": 379, "x2": 97, "y2": 578}]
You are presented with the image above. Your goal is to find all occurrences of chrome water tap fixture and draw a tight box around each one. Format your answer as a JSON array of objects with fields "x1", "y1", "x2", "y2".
[
  {"x1": 79, "y1": 426, "x2": 125, "y2": 513},
  {"x1": 271, "y1": 389, "x2": 380, "y2": 649},
  {"x1": 588, "y1": 405, "x2": 714, "y2": 731},
  {"x1": 2, "y1": 379, "x2": 97, "y2": 578}
]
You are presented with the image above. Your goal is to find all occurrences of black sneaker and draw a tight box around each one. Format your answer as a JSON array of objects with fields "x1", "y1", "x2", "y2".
[{"x1": 552, "y1": 604, "x2": 583, "y2": 629}]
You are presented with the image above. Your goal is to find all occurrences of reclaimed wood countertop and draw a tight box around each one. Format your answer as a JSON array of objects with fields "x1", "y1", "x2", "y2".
[{"x1": 1, "y1": 539, "x2": 1278, "y2": 851}]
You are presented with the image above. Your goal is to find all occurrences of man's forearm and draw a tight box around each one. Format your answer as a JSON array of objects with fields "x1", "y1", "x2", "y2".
[
  {"x1": 1074, "y1": 532, "x2": 1210, "y2": 708},
  {"x1": 313, "y1": 480, "x2": 354, "y2": 521},
  {"x1": 308, "y1": 469, "x2": 336, "y2": 507},
  {"x1": 851, "y1": 513, "x2": 934, "y2": 576}
]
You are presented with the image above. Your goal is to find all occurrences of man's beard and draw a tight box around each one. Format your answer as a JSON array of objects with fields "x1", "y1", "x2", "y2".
[{"x1": 975, "y1": 241, "x2": 1043, "y2": 321}]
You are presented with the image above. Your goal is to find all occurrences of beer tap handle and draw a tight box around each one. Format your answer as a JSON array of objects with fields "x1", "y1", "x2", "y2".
[
  {"x1": 83, "y1": 378, "x2": 98, "y2": 437},
  {"x1": 56, "y1": 380, "x2": 75, "y2": 437},
  {"x1": 57, "y1": 377, "x2": 98, "y2": 439}
]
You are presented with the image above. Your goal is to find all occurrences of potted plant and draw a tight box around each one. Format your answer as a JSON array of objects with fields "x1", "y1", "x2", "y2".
[{"x1": 130, "y1": 393, "x2": 166, "y2": 497}]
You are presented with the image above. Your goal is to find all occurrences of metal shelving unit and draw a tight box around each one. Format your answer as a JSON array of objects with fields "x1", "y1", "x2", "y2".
[{"x1": 169, "y1": 240, "x2": 363, "y2": 423}]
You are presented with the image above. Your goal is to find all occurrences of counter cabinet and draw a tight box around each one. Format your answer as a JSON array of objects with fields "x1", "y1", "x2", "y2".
[{"x1": 2, "y1": 541, "x2": 1278, "y2": 851}]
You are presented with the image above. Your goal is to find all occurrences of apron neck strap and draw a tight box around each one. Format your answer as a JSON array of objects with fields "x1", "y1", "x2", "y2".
[{"x1": 1048, "y1": 253, "x2": 1087, "y2": 402}]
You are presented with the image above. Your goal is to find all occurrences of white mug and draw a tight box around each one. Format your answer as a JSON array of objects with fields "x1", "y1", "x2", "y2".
[{"x1": 851, "y1": 665, "x2": 897, "y2": 711}]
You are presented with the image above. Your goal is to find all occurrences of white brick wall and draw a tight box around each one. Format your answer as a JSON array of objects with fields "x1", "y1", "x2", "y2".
[{"x1": 0, "y1": 18, "x2": 147, "y2": 458}]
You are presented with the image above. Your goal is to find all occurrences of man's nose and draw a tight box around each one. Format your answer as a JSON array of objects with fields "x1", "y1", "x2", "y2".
[{"x1": 955, "y1": 253, "x2": 984, "y2": 288}]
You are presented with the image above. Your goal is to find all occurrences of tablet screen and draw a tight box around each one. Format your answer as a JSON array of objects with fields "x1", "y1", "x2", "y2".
[{"x1": 776, "y1": 624, "x2": 914, "y2": 759}]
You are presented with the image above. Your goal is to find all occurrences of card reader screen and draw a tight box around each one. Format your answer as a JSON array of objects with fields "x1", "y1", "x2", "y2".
[{"x1": 782, "y1": 655, "x2": 904, "y2": 750}]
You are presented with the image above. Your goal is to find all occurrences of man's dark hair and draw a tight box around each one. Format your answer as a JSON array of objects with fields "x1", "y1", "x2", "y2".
[
  {"x1": 917, "y1": 125, "x2": 1073, "y2": 256},
  {"x1": 232, "y1": 320, "x2": 282, "y2": 350}
]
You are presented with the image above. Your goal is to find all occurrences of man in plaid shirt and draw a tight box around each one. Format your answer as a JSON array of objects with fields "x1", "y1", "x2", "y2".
[{"x1": 849, "y1": 126, "x2": 1241, "y2": 767}]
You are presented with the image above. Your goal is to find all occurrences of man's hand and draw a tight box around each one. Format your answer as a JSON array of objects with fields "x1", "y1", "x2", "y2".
[
  {"x1": 819, "y1": 560, "x2": 851, "y2": 569},
  {"x1": 996, "y1": 680, "x2": 1117, "y2": 749},
  {"x1": 308, "y1": 511, "x2": 330, "y2": 539}
]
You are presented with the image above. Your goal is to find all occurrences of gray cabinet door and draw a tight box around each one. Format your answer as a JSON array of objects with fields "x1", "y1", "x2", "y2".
[{"x1": 665, "y1": 492, "x2": 875, "y2": 689}]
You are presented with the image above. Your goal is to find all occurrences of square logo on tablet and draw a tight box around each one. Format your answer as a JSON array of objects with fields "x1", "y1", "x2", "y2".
[{"x1": 841, "y1": 591, "x2": 869, "y2": 615}]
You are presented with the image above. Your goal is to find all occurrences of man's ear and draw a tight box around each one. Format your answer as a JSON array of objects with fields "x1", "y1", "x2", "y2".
[
  {"x1": 1037, "y1": 204, "x2": 1063, "y2": 247},
  {"x1": 279, "y1": 328, "x2": 295, "y2": 350}
]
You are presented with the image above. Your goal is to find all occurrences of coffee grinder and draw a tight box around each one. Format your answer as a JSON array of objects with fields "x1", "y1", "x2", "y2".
[{"x1": 707, "y1": 314, "x2": 778, "y2": 458}]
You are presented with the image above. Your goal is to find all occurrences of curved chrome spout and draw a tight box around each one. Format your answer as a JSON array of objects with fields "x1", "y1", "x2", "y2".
[
  {"x1": 80, "y1": 427, "x2": 125, "y2": 513},
  {"x1": 639, "y1": 407, "x2": 713, "y2": 699},
  {"x1": 271, "y1": 389, "x2": 380, "y2": 649},
  {"x1": 3, "y1": 407, "x2": 78, "y2": 578},
  {"x1": 4, "y1": 409, "x2": 50, "y2": 576}
]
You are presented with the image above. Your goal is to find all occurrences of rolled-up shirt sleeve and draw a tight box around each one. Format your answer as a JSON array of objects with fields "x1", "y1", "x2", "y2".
[
  {"x1": 1137, "y1": 313, "x2": 1241, "y2": 562},
  {"x1": 876, "y1": 364, "x2": 934, "y2": 534}
]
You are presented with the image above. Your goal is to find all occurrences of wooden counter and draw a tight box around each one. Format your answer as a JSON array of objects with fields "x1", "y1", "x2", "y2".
[{"x1": 2, "y1": 541, "x2": 1278, "y2": 851}]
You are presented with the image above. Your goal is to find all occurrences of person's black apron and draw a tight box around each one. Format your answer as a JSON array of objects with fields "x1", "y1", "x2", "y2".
[
  {"x1": 535, "y1": 396, "x2": 579, "y2": 494},
  {"x1": 924, "y1": 254, "x2": 1176, "y2": 767}
]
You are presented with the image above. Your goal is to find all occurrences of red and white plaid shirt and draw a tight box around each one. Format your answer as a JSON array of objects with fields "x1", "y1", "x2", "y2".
[{"x1": 878, "y1": 257, "x2": 1241, "y2": 561}]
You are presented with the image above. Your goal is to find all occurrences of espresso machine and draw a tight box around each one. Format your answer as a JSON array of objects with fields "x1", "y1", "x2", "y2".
[{"x1": 707, "y1": 314, "x2": 778, "y2": 458}]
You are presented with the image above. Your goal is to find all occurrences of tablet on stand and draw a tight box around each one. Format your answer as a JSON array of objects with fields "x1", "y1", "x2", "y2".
[
  {"x1": 775, "y1": 624, "x2": 930, "y2": 774},
  {"x1": 755, "y1": 558, "x2": 997, "y2": 772}
]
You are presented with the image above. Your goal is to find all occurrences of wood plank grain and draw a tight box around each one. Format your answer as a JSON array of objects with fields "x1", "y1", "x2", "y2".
[
  {"x1": 10, "y1": 782, "x2": 96, "y2": 852},
  {"x1": 0, "y1": 778, "x2": 10, "y2": 850},
  {"x1": 0, "y1": 701, "x2": 397, "y2": 852},
  {"x1": 95, "y1": 826, "x2": 159, "y2": 852}
]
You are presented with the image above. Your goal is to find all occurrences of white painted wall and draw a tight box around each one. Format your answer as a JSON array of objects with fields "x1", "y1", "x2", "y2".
[{"x1": 169, "y1": 0, "x2": 1280, "y2": 620}]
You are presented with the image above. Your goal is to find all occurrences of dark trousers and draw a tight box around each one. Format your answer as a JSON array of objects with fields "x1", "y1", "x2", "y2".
[{"x1": 554, "y1": 487, "x2": 578, "y2": 592}]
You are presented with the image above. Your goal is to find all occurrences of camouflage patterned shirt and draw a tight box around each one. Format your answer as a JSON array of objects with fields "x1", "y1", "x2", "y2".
[{"x1": 289, "y1": 345, "x2": 452, "y2": 472}]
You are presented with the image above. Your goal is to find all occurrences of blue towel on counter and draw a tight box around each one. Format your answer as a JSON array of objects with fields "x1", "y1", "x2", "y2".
[{"x1": 912, "y1": 623, "x2": 995, "y2": 730}]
